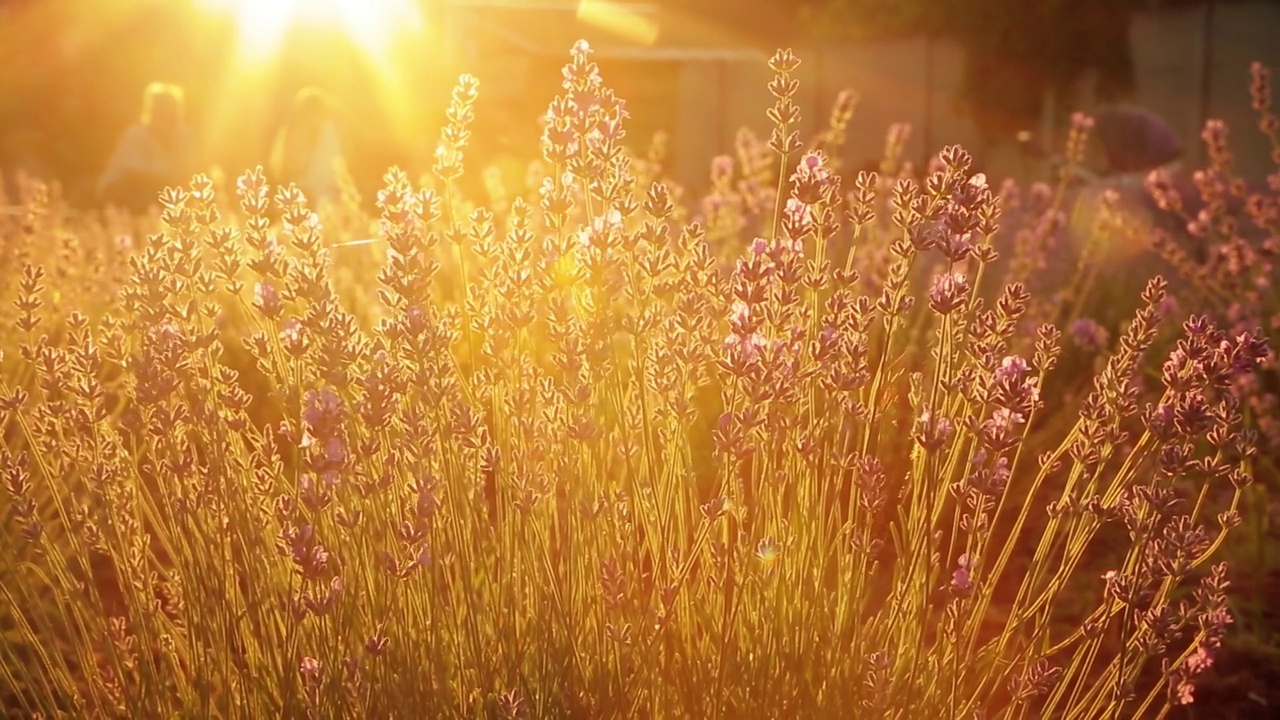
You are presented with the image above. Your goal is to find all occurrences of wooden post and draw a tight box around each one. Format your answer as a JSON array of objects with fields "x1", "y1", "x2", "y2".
[
  {"x1": 923, "y1": 33, "x2": 934, "y2": 166},
  {"x1": 814, "y1": 47, "x2": 825, "y2": 148},
  {"x1": 1198, "y1": 0, "x2": 1217, "y2": 166},
  {"x1": 1041, "y1": 85, "x2": 1057, "y2": 165},
  {"x1": 716, "y1": 60, "x2": 727, "y2": 154}
]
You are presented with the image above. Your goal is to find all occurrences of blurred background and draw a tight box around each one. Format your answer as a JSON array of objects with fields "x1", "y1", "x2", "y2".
[{"x1": 0, "y1": 0, "x2": 1277, "y2": 207}]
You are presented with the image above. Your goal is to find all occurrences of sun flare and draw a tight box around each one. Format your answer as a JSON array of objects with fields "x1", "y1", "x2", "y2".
[
  {"x1": 201, "y1": 0, "x2": 423, "y2": 59},
  {"x1": 197, "y1": 0, "x2": 430, "y2": 172}
]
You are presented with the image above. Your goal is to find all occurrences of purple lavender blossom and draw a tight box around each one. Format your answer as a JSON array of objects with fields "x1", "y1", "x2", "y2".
[
  {"x1": 929, "y1": 271, "x2": 970, "y2": 315},
  {"x1": 1069, "y1": 317, "x2": 1110, "y2": 354}
]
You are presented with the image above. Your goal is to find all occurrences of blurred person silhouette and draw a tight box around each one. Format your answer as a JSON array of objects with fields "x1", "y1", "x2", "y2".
[
  {"x1": 96, "y1": 82, "x2": 195, "y2": 213},
  {"x1": 269, "y1": 87, "x2": 344, "y2": 207}
]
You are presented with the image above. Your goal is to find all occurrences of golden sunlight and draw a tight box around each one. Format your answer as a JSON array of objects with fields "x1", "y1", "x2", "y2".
[
  {"x1": 201, "y1": 0, "x2": 424, "y2": 59},
  {"x1": 575, "y1": 0, "x2": 660, "y2": 46},
  {"x1": 198, "y1": 0, "x2": 429, "y2": 174}
]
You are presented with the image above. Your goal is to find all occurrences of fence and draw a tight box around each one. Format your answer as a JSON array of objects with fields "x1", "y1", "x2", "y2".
[{"x1": 662, "y1": 1, "x2": 1280, "y2": 192}]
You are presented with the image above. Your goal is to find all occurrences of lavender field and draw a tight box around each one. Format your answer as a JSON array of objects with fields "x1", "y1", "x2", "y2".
[{"x1": 2, "y1": 2, "x2": 1280, "y2": 718}]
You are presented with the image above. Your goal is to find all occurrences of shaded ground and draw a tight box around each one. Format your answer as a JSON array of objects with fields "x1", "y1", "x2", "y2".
[{"x1": 1170, "y1": 568, "x2": 1280, "y2": 720}]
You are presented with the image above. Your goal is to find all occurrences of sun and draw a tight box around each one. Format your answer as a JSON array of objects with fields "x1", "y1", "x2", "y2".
[
  {"x1": 201, "y1": 0, "x2": 423, "y2": 60},
  {"x1": 198, "y1": 0, "x2": 428, "y2": 170}
]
